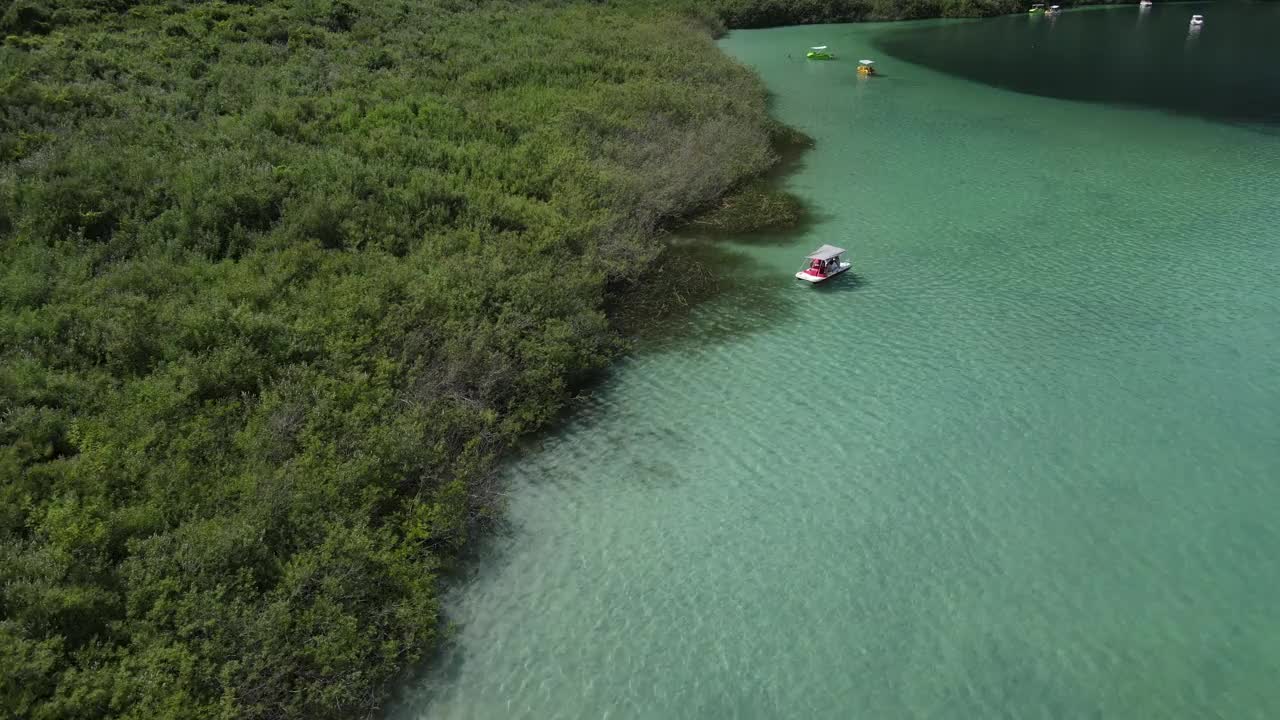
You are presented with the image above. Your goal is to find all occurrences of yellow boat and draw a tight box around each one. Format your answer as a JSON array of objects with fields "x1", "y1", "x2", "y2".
[{"x1": 857, "y1": 59, "x2": 876, "y2": 76}]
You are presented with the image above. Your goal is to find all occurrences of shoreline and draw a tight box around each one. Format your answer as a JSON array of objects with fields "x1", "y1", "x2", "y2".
[
  {"x1": 1, "y1": 1, "x2": 1130, "y2": 718},
  {"x1": 395, "y1": 2, "x2": 1280, "y2": 712}
]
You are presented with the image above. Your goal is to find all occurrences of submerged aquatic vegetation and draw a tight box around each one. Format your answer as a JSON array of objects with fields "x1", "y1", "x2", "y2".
[{"x1": 690, "y1": 181, "x2": 806, "y2": 234}]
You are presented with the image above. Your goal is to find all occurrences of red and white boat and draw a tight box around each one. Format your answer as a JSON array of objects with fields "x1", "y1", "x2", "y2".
[{"x1": 795, "y1": 244, "x2": 851, "y2": 283}]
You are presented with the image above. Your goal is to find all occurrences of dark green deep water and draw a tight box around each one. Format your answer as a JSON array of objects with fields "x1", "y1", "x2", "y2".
[
  {"x1": 880, "y1": 1, "x2": 1280, "y2": 124},
  {"x1": 395, "y1": 5, "x2": 1280, "y2": 717},
  {"x1": 876, "y1": 2, "x2": 1280, "y2": 125}
]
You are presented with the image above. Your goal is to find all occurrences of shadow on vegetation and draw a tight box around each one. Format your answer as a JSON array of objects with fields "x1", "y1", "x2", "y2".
[
  {"x1": 682, "y1": 192, "x2": 835, "y2": 247},
  {"x1": 676, "y1": 122, "x2": 823, "y2": 244},
  {"x1": 602, "y1": 119, "x2": 816, "y2": 351},
  {"x1": 681, "y1": 182, "x2": 810, "y2": 241},
  {"x1": 607, "y1": 236, "x2": 797, "y2": 352}
]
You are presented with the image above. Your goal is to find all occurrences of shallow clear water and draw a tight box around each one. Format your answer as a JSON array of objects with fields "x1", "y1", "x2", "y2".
[{"x1": 395, "y1": 7, "x2": 1280, "y2": 718}]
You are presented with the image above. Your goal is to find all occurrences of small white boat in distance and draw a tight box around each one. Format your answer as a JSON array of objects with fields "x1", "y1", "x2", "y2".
[
  {"x1": 1189, "y1": 13, "x2": 1204, "y2": 26},
  {"x1": 796, "y1": 244, "x2": 851, "y2": 283},
  {"x1": 1046, "y1": 4, "x2": 1061, "y2": 13},
  {"x1": 1139, "y1": 0, "x2": 1152, "y2": 6}
]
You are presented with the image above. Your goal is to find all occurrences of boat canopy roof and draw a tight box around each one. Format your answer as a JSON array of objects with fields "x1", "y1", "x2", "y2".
[
  {"x1": 810, "y1": 45, "x2": 828, "y2": 50},
  {"x1": 806, "y1": 244, "x2": 846, "y2": 261},
  {"x1": 1191, "y1": 13, "x2": 1203, "y2": 18},
  {"x1": 859, "y1": 59, "x2": 874, "y2": 65}
]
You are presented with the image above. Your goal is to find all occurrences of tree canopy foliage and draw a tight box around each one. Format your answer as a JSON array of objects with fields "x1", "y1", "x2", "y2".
[{"x1": 3, "y1": 0, "x2": 1044, "y2": 718}]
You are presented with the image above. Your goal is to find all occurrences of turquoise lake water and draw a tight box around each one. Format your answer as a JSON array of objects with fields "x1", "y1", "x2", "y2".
[{"x1": 395, "y1": 6, "x2": 1280, "y2": 717}]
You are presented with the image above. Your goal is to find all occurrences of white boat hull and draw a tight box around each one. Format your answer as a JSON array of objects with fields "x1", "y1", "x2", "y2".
[{"x1": 795, "y1": 262, "x2": 852, "y2": 283}]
